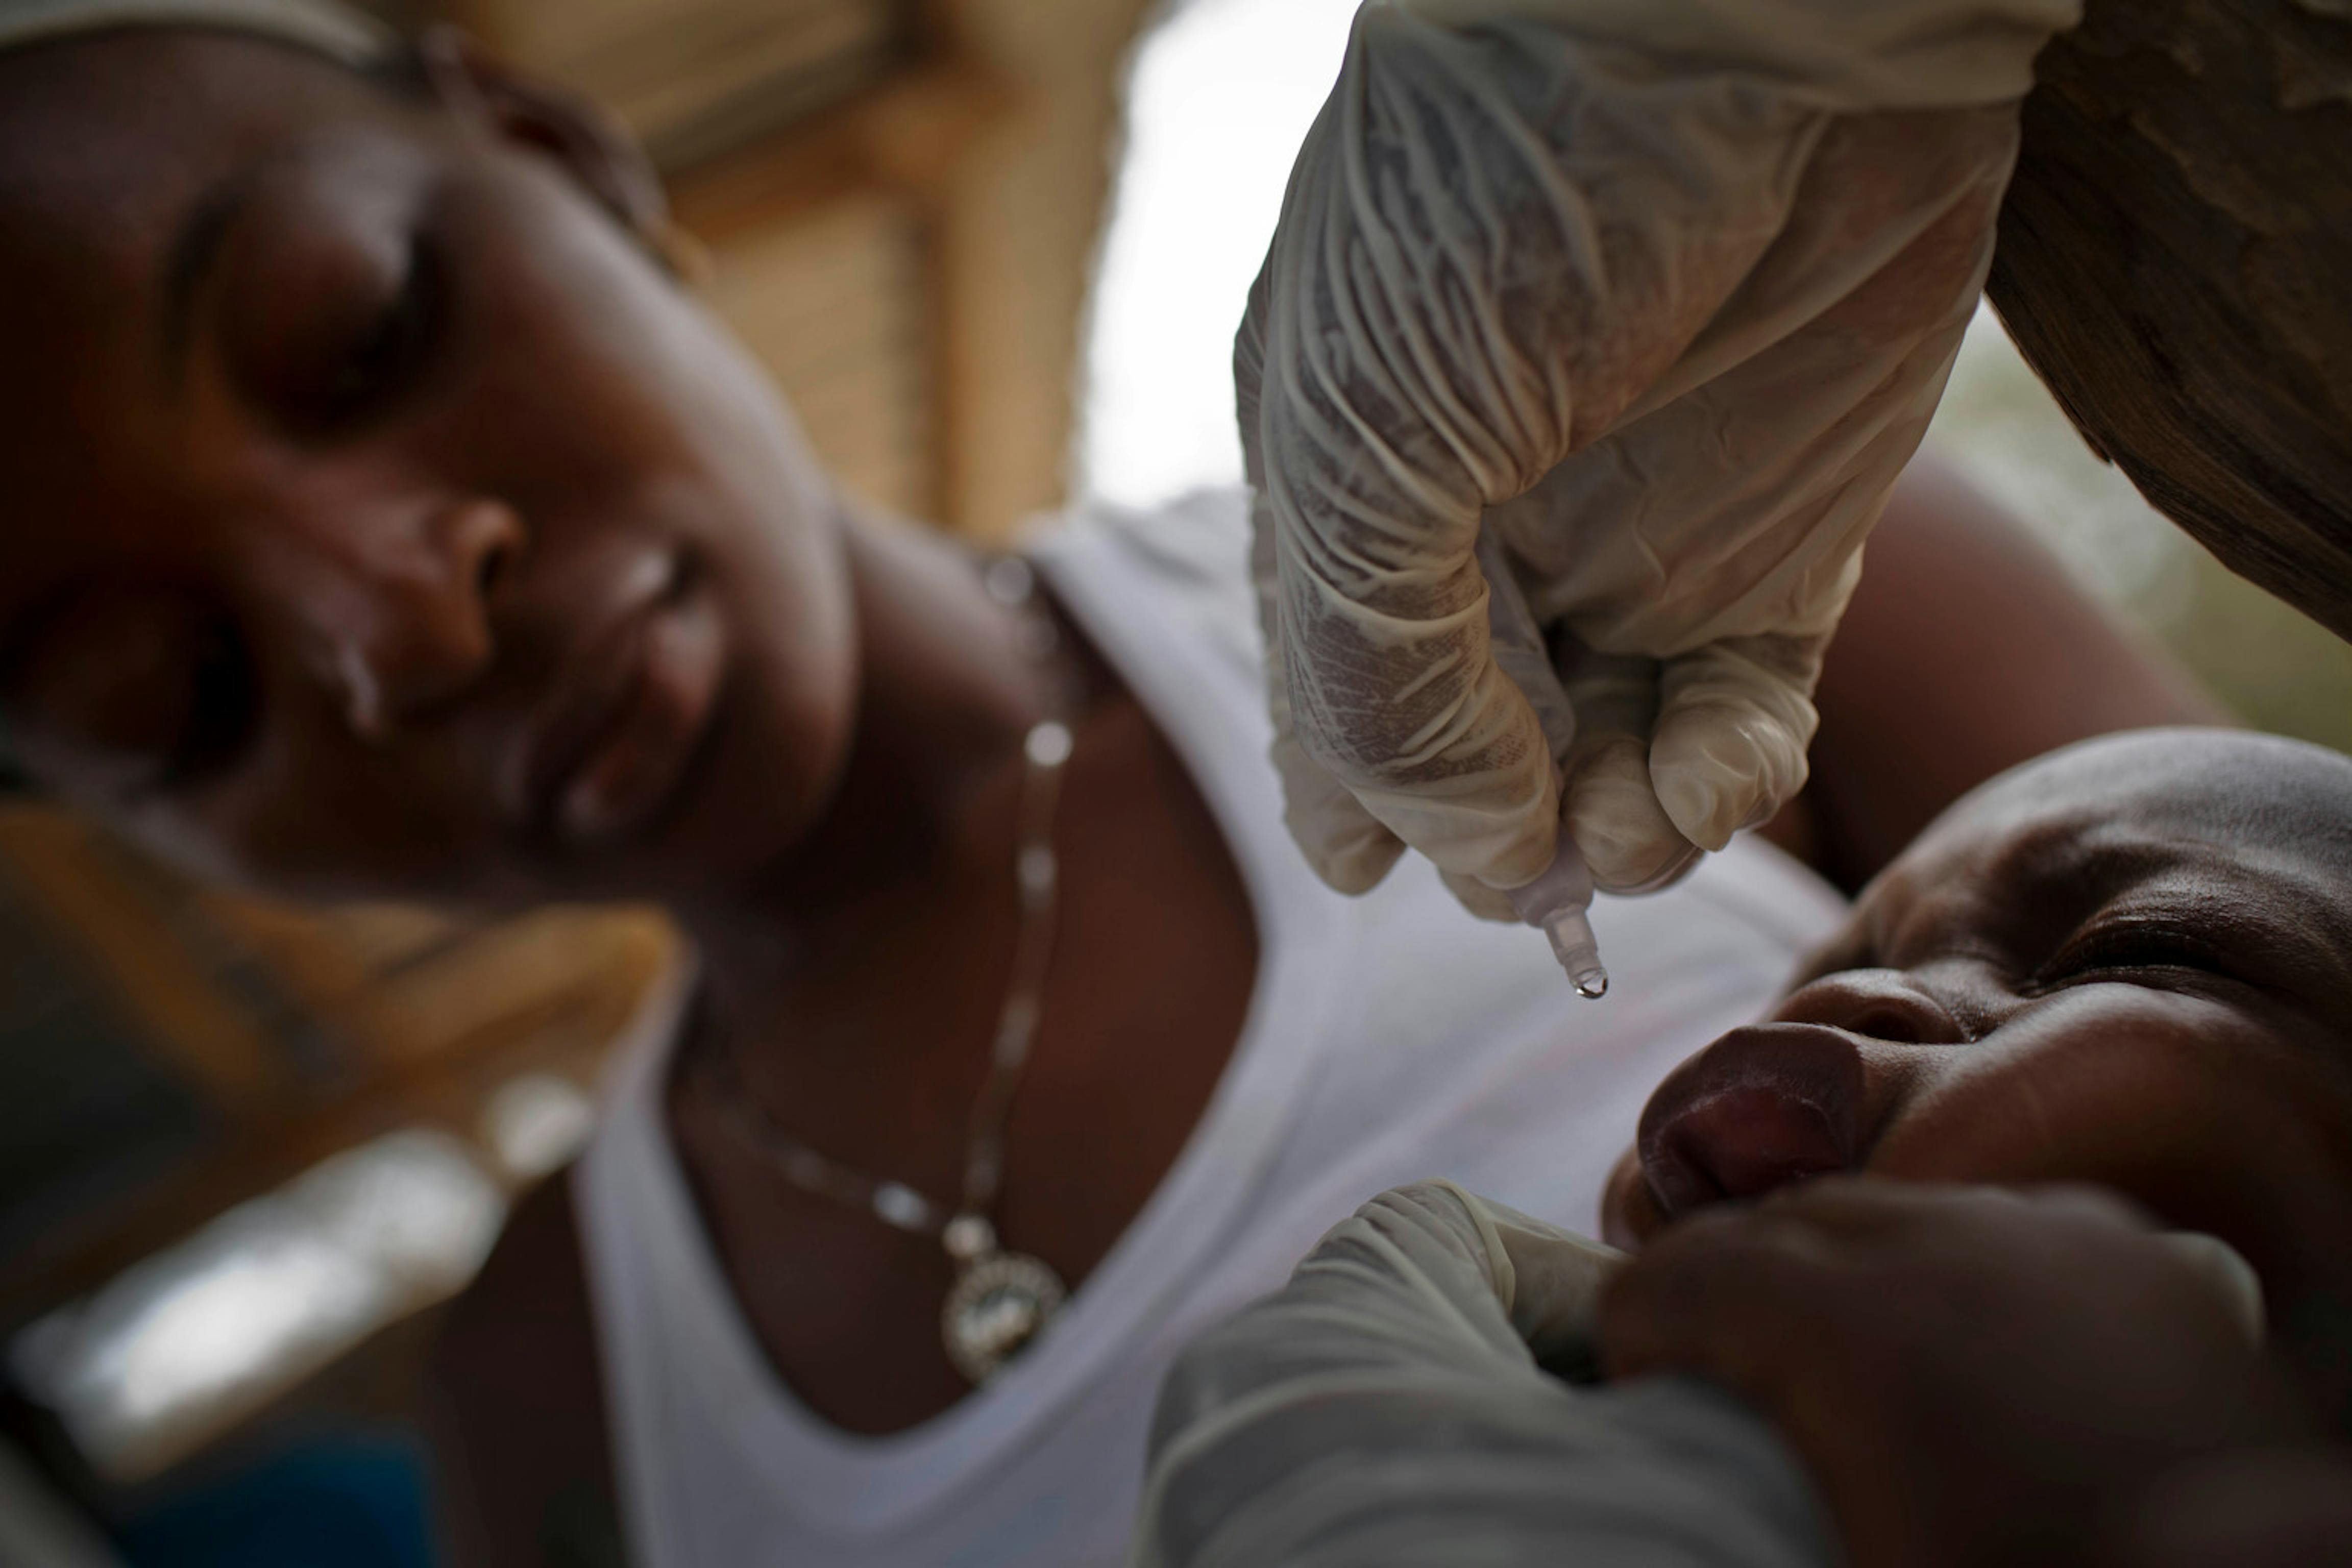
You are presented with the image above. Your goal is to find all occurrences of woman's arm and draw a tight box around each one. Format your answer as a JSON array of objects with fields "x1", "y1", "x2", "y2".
[
  {"x1": 421, "y1": 1175, "x2": 621, "y2": 1568},
  {"x1": 1762, "y1": 455, "x2": 2226, "y2": 892}
]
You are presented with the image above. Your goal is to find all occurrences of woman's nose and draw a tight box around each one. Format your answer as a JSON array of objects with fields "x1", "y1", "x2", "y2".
[
  {"x1": 317, "y1": 497, "x2": 525, "y2": 740},
  {"x1": 1775, "y1": 968, "x2": 1970, "y2": 1046}
]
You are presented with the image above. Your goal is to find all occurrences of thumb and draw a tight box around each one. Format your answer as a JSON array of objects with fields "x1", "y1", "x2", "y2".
[
  {"x1": 1273, "y1": 728, "x2": 1407, "y2": 896},
  {"x1": 1647, "y1": 635, "x2": 1824, "y2": 853}
]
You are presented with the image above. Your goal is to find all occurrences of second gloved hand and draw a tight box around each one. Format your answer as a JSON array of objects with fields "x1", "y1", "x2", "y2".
[
  {"x1": 1135, "y1": 1180, "x2": 1832, "y2": 1568},
  {"x1": 1239, "y1": 0, "x2": 2075, "y2": 903}
]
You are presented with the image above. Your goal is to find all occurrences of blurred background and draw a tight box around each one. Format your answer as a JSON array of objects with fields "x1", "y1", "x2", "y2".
[{"x1": 3, "y1": 1, "x2": 2347, "y2": 1563}]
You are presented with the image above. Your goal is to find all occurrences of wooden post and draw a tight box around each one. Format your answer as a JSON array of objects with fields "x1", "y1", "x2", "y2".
[{"x1": 1986, "y1": 0, "x2": 2352, "y2": 640}]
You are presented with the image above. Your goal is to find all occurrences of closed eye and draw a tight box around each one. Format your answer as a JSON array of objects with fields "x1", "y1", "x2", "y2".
[
  {"x1": 2032, "y1": 920, "x2": 2236, "y2": 991},
  {"x1": 315, "y1": 231, "x2": 442, "y2": 430}
]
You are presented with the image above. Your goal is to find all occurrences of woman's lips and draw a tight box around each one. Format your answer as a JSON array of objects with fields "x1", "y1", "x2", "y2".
[
  {"x1": 509, "y1": 569, "x2": 726, "y2": 849},
  {"x1": 1635, "y1": 1022, "x2": 1869, "y2": 1221}
]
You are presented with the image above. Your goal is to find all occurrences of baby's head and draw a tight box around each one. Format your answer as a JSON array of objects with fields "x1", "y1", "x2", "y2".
[{"x1": 1605, "y1": 729, "x2": 2352, "y2": 1367}]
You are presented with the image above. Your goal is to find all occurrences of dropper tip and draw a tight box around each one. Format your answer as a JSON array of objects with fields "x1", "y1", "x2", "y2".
[{"x1": 1539, "y1": 914, "x2": 1610, "y2": 1000}]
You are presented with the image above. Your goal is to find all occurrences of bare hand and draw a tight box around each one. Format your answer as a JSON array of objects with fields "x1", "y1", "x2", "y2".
[{"x1": 1598, "y1": 1179, "x2": 2317, "y2": 1568}]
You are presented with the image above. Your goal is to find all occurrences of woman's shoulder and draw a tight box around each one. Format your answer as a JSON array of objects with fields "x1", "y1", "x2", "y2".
[
  {"x1": 1028, "y1": 486, "x2": 1263, "y2": 676},
  {"x1": 1026, "y1": 487, "x2": 1280, "y2": 819},
  {"x1": 1036, "y1": 484, "x2": 1255, "y2": 591}
]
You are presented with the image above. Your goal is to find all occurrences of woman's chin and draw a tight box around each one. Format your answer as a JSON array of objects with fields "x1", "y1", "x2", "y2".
[
  {"x1": 622, "y1": 655, "x2": 846, "y2": 899},
  {"x1": 1601, "y1": 1145, "x2": 1668, "y2": 1251}
]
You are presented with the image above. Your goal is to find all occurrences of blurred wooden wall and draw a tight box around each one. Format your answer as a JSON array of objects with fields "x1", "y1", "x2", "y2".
[{"x1": 443, "y1": 0, "x2": 1158, "y2": 537}]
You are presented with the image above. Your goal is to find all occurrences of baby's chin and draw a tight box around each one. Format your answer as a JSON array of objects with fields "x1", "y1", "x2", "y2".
[{"x1": 1601, "y1": 1145, "x2": 1667, "y2": 1250}]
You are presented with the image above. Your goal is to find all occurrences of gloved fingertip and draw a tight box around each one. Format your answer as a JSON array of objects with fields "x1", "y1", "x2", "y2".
[
  {"x1": 1563, "y1": 735, "x2": 1702, "y2": 894},
  {"x1": 1572, "y1": 814, "x2": 1703, "y2": 895},
  {"x1": 1478, "y1": 817, "x2": 1566, "y2": 898},
  {"x1": 1441, "y1": 869, "x2": 1525, "y2": 923},
  {"x1": 1651, "y1": 772, "x2": 1749, "y2": 854},
  {"x1": 1649, "y1": 713, "x2": 1808, "y2": 853},
  {"x1": 1594, "y1": 839, "x2": 1705, "y2": 897},
  {"x1": 1271, "y1": 734, "x2": 1408, "y2": 896},
  {"x1": 1299, "y1": 815, "x2": 1408, "y2": 896}
]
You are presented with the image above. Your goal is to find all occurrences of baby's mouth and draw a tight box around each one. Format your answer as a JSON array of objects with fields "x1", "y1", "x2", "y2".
[{"x1": 1634, "y1": 1022, "x2": 1870, "y2": 1222}]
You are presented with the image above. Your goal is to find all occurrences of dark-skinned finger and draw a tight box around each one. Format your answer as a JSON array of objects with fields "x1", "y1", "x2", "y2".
[
  {"x1": 1750, "y1": 1175, "x2": 2153, "y2": 1244},
  {"x1": 1596, "y1": 1202, "x2": 1869, "y2": 1394}
]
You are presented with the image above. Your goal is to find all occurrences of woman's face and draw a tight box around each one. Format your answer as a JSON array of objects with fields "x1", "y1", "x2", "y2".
[
  {"x1": 0, "y1": 33, "x2": 855, "y2": 907},
  {"x1": 1604, "y1": 730, "x2": 2352, "y2": 1351}
]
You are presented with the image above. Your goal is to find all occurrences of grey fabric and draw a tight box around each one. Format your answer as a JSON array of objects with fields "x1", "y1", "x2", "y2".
[
  {"x1": 0, "y1": 0, "x2": 389, "y2": 64},
  {"x1": 1134, "y1": 1180, "x2": 1837, "y2": 1567}
]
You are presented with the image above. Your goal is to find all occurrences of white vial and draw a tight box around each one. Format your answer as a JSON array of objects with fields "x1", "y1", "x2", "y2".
[
  {"x1": 1504, "y1": 842, "x2": 1610, "y2": 998},
  {"x1": 1477, "y1": 527, "x2": 1610, "y2": 999}
]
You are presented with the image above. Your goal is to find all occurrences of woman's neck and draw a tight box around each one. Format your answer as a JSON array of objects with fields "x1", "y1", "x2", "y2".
[
  {"x1": 651, "y1": 506, "x2": 1260, "y2": 1432},
  {"x1": 668, "y1": 512, "x2": 1077, "y2": 1172}
]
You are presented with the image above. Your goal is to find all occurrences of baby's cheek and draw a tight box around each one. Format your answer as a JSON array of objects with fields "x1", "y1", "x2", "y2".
[{"x1": 1863, "y1": 990, "x2": 2313, "y2": 1240}]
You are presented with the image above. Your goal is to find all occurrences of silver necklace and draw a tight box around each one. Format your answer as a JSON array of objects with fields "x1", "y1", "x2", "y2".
[{"x1": 703, "y1": 556, "x2": 1075, "y2": 1385}]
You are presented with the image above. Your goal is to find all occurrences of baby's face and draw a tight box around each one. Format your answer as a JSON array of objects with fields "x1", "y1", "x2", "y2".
[{"x1": 1605, "y1": 729, "x2": 2352, "y2": 1346}]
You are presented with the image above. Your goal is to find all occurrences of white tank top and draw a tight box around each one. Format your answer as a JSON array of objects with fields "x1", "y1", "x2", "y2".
[{"x1": 573, "y1": 488, "x2": 1849, "y2": 1568}]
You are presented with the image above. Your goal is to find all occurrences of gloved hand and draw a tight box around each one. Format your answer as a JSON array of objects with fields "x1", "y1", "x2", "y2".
[
  {"x1": 1134, "y1": 1180, "x2": 1833, "y2": 1567},
  {"x1": 1238, "y1": 0, "x2": 2079, "y2": 906}
]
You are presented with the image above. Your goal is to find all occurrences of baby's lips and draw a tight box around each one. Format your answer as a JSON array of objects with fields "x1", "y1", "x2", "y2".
[{"x1": 1636, "y1": 1022, "x2": 1868, "y2": 1219}]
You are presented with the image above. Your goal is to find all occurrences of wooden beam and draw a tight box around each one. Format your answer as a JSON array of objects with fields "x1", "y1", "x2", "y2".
[
  {"x1": 667, "y1": 59, "x2": 1008, "y2": 243},
  {"x1": 1987, "y1": 0, "x2": 2352, "y2": 641},
  {"x1": 924, "y1": 0, "x2": 1160, "y2": 539}
]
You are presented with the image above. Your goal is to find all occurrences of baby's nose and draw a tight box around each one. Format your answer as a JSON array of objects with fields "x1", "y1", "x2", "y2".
[{"x1": 1776, "y1": 969, "x2": 1968, "y2": 1046}]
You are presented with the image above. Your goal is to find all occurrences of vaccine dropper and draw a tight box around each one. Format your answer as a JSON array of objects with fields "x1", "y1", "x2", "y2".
[
  {"x1": 1474, "y1": 528, "x2": 1610, "y2": 998},
  {"x1": 1505, "y1": 846, "x2": 1610, "y2": 998}
]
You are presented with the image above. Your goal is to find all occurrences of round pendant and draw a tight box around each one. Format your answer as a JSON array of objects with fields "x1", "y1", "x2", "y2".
[{"x1": 941, "y1": 1251, "x2": 1067, "y2": 1384}]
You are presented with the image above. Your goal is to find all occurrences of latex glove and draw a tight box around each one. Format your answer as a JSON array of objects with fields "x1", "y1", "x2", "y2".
[
  {"x1": 1133, "y1": 1180, "x2": 1834, "y2": 1567},
  {"x1": 1238, "y1": 0, "x2": 2078, "y2": 903}
]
